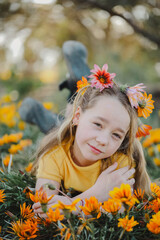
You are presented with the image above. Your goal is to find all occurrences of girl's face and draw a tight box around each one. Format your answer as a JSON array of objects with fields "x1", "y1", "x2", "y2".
[{"x1": 72, "y1": 95, "x2": 130, "y2": 167}]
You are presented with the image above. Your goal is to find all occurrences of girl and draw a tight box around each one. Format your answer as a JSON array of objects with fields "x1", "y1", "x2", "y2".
[{"x1": 33, "y1": 64, "x2": 152, "y2": 216}]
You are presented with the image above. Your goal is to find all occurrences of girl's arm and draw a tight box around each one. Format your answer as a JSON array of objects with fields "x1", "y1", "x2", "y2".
[{"x1": 33, "y1": 162, "x2": 135, "y2": 217}]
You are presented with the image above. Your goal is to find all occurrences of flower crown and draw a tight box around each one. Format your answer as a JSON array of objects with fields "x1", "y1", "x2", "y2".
[{"x1": 76, "y1": 63, "x2": 154, "y2": 138}]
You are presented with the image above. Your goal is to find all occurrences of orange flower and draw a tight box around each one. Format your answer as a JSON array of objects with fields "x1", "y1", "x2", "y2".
[
  {"x1": 3, "y1": 155, "x2": 13, "y2": 167},
  {"x1": 118, "y1": 215, "x2": 139, "y2": 232},
  {"x1": 8, "y1": 144, "x2": 23, "y2": 154},
  {"x1": 20, "y1": 203, "x2": 34, "y2": 220},
  {"x1": 25, "y1": 163, "x2": 33, "y2": 172},
  {"x1": 148, "y1": 198, "x2": 160, "y2": 213},
  {"x1": 0, "y1": 189, "x2": 5, "y2": 203},
  {"x1": 136, "y1": 123, "x2": 152, "y2": 138},
  {"x1": 137, "y1": 92, "x2": 154, "y2": 119},
  {"x1": 150, "y1": 183, "x2": 160, "y2": 199},
  {"x1": 10, "y1": 219, "x2": 38, "y2": 240},
  {"x1": 147, "y1": 211, "x2": 160, "y2": 234},
  {"x1": 102, "y1": 198, "x2": 121, "y2": 215},
  {"x1": 18, "y1": 121, "x2": 26, "y2": 130},
  {"x1": 109, "y1": 184, "x2": 138, "y2": 207},
  {"x1": 133, "y1": 188, "x2": 145, "y2": 202},
  {"x1": 47, "y1": 207, "x2": 64, "y2": 222},
  {"x1": 19, "y1": 139, "x2": 32, "y2": 148},
  {"x1": 154, "y1": 158, "x2": 160, "y2": 167},
  {"x1": 29, "y1": 187, "x2": 54, "y2": 204},
  {"x1": 80, "y1": 196, "x2": 101, "y2": 218},
  {"x1": 77, "y1": 76, "x2": 90, "y2": 94},
  {"x1": 23, "y1": 187, "x2": 33, "y2": 199},
  {"x1": 52, "y1": 198, "x2": 80, "y2": 212}
]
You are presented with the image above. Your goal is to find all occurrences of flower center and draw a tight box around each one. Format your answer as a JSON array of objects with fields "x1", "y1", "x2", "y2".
[
  {"x1": 98, "y1": 73, "x2": 110, "y2": 84},
  {"x1": 139, "y1": 100, "x2": 146, "y2": 109}
]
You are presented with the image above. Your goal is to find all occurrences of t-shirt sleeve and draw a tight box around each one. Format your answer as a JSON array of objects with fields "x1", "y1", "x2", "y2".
[{"x1": 36, "y1": 151, "x2": 63, "y2": 183}]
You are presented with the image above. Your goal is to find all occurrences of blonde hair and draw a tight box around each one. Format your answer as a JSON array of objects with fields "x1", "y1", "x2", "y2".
[{"x1": 33, "y1": 84, "x2": 151, "y2": 195}]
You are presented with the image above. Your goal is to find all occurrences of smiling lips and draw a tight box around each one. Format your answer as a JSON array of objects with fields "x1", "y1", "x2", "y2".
[{"x1": 88, "y1": 144, "x2": 103, "y2": 154}]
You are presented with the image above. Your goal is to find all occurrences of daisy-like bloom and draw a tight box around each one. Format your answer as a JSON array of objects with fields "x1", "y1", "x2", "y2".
[
  {"x1": 0, "y1": 189, "x2": 5, "y2": 203},
  {"x1": 10, "y1": 219, "x2": 38, "y2": 240},
  {"x1": 118, "y1": 215, "x2": 139, "y2": 232},
  {"x1": 147, "y1": 211, "x2": 160, "y2": 234},
  {"x1": 150, "y1": 183, "x2": 160, "y2": 199},
  {"x1": 52, "y1": 198, "x2": 80, "y2": 213},
  {"x1": 137, "y1": 92, "x2": 154, "y2": 119},
  {"x1": 77, "y1": 217, "x2": 94, "y2": 235},
  {"x1": 126, "y1": 83, "x2": 146, "y2": 108},
  {"x1": 88, "y1": 63, "x2": 116, "y2": 91},
  {"x1": 20, "y1": 203, "x2": 34, "y2": 220},
  {"x1": 80, "y1": 196, "x2": 102, "y2": 218},
  {"x1": 143, "y1": 128, "x2": 160, "y2": 148},
  {"x1": 46, "y1": 207, "x2": 64, "y2": 222},
  {"x1": 29, "y1": 187, "x2": 54, "y2": 213},
  {"x1": 76, "y1": 76, "x2": 90, "y2": 94},
  {"x1": 148, "y1": 198, "x2": 160, "y2": 213},
  {"x1": 102, "y1": 198, "x2": 121, "y2": 215},
  {"x1": 109, "y1": 184, "x2": 138, "y2": 208},
  {"x1": 133, "y1": 188, "x2": 145, "y2": 202},
  {"x1": 136, "y1": 123, "x2": 152, "y2": 138}
]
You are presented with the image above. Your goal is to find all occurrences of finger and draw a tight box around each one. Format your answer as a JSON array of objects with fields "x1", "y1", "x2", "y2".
[
  {"x1": 32, "y1": 202, "x2": 41, "y2": 210},
  {"x1": 37, "y1": 213, "x2": 48, "y2": 219},
  {"x1": 123, "y1": 168, "x2": 135, "y2": 180},
  {"x1": 115, "y1": 165, "x2": 130, "y2": 175},
  {"x1": 126, "y1": 178, "x2": 135, "y2": 186},
  {"x1": 105, "y1": 162, "x2": 118, "y2": 173}
]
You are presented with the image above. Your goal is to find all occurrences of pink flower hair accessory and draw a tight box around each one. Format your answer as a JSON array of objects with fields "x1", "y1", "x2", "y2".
[{"x1": 88, "y1": 63, "x2": 116, "y2": 91}]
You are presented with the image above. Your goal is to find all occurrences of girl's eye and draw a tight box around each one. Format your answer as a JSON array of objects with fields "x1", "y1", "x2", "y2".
[
  {"x1": 113, "y1": 133, "x2": 121, "y2": 139},
  {"x1": 93, "y1": 122, "x2": 102, "y2": 128}
]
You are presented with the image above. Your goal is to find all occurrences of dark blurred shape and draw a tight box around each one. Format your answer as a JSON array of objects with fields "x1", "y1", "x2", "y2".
[
  {"x1": 59, "y1": 40, "x2": 90, "y2": 100},
  {"x1": 19, "y1": 97, "x2": 63, "y2": 133},
  {"x1": 19, "y1": 40, "x2": 90, "y2": 133}
]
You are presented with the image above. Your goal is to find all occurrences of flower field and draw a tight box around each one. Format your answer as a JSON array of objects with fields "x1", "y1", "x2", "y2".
[{"x1": 0, "y1": 94, "x2": 160, "y2": 239}]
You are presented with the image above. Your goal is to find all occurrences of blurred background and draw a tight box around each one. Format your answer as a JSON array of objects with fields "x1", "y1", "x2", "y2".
[
  {"x1": 0, "y1": 0, "x2": 160, "y2": 115},
  {"x1": 0, "y1": 0, "x2": 160, "y2": 177}
]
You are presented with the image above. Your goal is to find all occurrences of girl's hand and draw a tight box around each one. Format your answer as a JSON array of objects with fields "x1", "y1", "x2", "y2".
[
  {"x1": 92, "y1": 162, "x2": 135, "y2": 202},
  {"x1": 32, "y1": 195, "x2": 71, "y2": 218}
]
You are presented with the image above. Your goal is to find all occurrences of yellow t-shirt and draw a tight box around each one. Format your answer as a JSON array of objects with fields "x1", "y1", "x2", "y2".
[{"x1": 37, "y1": 141, "x2": 134, "y2": 193}]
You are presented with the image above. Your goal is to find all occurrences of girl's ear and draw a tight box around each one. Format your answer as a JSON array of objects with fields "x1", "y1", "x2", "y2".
[{"x1": 73, "y1": 106, "x2": 81, "y2": 125}]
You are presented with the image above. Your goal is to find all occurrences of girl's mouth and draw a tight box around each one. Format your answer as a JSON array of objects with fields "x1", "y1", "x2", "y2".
[{"x1": 88, "y1": 144, "x2": 102, "y2": 154}]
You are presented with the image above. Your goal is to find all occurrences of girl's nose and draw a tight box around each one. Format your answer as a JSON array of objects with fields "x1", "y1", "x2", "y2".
[{"x1": 96, "y1": 133, "x2": 109, "y2": 146}]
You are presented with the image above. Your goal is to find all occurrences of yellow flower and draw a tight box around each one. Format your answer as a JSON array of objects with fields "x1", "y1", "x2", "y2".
[
  {"x1": 151, "y1": 182, "x2": 160, "y2": 199},
  {"x1": 25, "y1": 163, "x2": 33, "y2": 172},
  {"x1": 143, "y1": 128, "x2": 160, "y2": 148},
  {"x1": 8, "y1": 144, "x2": 23, "y2": 154},
  {"x1": 46, "y1": 208, "x2": 64, "y2": 222},
  {"x1": 76, "y1": 77, "x2": 90, "y2": 95},
  {"x1": 43, "y1": 102, "x2": 53, "y2": 110},
  {"x1": 137, "y1": 92, "x2": 154, "y2": 119},
  {"x1": 154, "y1": 158, "x2": 160, "y2": 167},
  {"x1": 118, "y1": 215, "x2": 139, "y2": 232},
  {"x1": 20, "y1": 203, "x2": 34, "y2": 220},
  {"x1": 109, "y1": 183, "x2": 138, "y2": 207},
  {"x1": 102, "y1": 198, "x2": 121, "y2": 215},
  {"x1": 80, "y1": 196, "x2": 101, "y2": 218},
  {"x1": 3, "y1": 155, "x2": 13, "y2": 167},
  {"x1": 18, "y1": 121, "x2": 26, "y2": 130},
  {"x1": 147, "y1": 211, "x2": 160, "y2": 234},
  {"x1": 19, "y1": 139, "x2": 32, "y2": 148},
  {"x1": 53, "y1": 198, "x2": 80, "y2": 212},
  {"x1": 148, "y1": 198, "x2": 160, "y2": 213},
  {"x1": 0, "y1": 189, "x2": 6, "y2": 203}
]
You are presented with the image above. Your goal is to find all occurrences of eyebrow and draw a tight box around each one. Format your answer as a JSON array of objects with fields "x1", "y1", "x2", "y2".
[{"x1": 95, "y1": 116, "x2": 127, "y2": 134}]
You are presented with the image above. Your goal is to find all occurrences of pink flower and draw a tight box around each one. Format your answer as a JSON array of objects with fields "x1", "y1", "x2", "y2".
[
  {"x1": 126, "y1": 83, "x2": 146, "y2": 108},
  {"x1": 88, "y1": 64, "x2": 116, "y2": 91}
]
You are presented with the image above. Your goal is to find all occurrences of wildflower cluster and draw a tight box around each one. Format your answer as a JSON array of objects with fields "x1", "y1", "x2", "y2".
[
  {"x1": 1, "y1": 174, "x2": 160, "y2": 240},
  {"x1": 142, "y1": 128, "x2": 160, "y2": 172}
]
